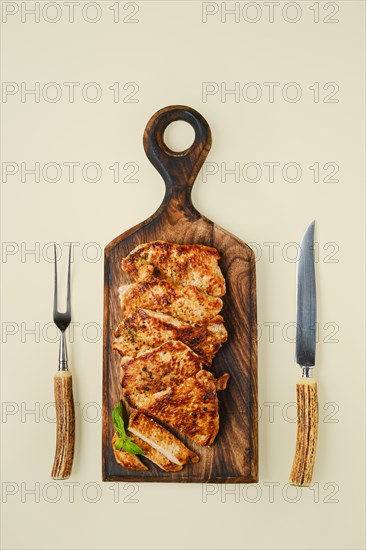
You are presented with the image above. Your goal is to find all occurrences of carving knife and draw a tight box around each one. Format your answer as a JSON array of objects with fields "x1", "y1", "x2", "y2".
[{"x1": 289, "y1": 221, "x2": 319, "y2": 486}]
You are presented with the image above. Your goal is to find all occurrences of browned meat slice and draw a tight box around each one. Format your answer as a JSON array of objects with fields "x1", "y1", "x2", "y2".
[
  {"x1": 121, "y1": 341, "x2": 202, "y2": 409},
  {"x1": 119, "y1": 279, "x2": 223, "y2": 324},
  {"x1": 129, "y1": 433, "x2": 183, "y2": 472},
  {"x1": 215, "y1": 373, "x2": 230, "y2": 391},
  {"x1": 112, "y1": 433, "x2": 147, "y2": 471},
  {"x1": 122, "y1": 241, "x2": 226, "y2": 297},
  {"x1": 112, "y1": 431, "x2": 181, "y2": 472},
  {"x1": 113, "y1": 309, "x2": 227, "y2": 366},
  {"x1": 128, "y1": 412, "x2": 199, "y2": 465},
  {"x1": 141, "y1": 370, "x2": 227, "y2": 446}
]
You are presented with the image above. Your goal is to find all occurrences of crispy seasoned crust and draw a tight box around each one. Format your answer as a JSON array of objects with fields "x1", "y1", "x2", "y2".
[
  {"x1": 112, "y1": 430, "x2": 182, "y2": 472},
  {"x1": 141, "y1": 370, "x2": 226, "y2": 446},
  {"x1": 215, "y1": 373, "x2": 230, "y2": 391},
  {"x1": 113, "y1": 309, "x2": 227, "y2": 366},
  {"x1": 122, "y1": 241, "x2": 226, "y2": 297},
  {"x1": 128, "y1": 412, "x2": 199, "y2": 465},
  {"x1": 119, "y1": 279, "x2": 223, "y2": 324},
  {"x1": 128, "y1": 433, "x2": 183, "y2": 472},
  {"x1": 113, "y1": 240, "x2": 229, "y2": 464},
  {"x1": 112, "y1": 433, "x2": 147, "y2": 471},
  {"x1": 121, "y1": 341, "x2": 203, "y2": 409}
]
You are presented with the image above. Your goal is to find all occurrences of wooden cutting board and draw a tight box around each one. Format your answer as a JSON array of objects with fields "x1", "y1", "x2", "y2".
[{"x1": 102, "y1": 105, "x2": 258, "y2": 483}]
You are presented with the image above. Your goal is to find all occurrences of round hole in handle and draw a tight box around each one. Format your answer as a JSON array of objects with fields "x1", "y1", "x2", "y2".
[{"x1": 163, "y1": 120, "x2": 196, "y2": 154}]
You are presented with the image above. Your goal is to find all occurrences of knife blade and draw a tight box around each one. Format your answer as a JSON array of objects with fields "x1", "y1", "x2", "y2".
[
  {"x1": 296, "y1": 220, "x2": 316, "y2": 368},
  {"x1": 290, "y1": 221, "x2": 319, "y2": 486}
]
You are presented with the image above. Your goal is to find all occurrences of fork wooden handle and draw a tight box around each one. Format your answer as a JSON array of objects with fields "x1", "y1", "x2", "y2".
[
  {"x1": 290, "y1": 377, "x2": 318, "y2": 486},
  {"x1": 51, "y1": 371, "x2": 75, "y2": 479}
]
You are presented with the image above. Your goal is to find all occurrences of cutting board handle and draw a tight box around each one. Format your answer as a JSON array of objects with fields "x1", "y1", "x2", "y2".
[{"x1": 143, "y1": 105, "x2": 212, "y2": 216}]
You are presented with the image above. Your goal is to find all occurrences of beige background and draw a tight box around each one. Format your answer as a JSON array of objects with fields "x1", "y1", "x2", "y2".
[{"x1": 1, "y1": 1, "x2": 365, "y2": 549}]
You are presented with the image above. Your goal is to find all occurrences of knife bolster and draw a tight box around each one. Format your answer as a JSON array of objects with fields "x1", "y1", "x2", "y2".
[
  {"x1": 289, "y1": 377, "x2": 318, "y2": 487},
  {"x1": 302, "y1": 366, "x2": 314, "y2": 378},
  {"x1": 51, "y1": 371, "x2": 75, "y2": 480}
]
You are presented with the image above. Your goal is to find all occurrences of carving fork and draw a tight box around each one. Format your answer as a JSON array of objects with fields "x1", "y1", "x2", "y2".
[{"x1": 51, "y1": 244, "x2": 75, "y2": 479}]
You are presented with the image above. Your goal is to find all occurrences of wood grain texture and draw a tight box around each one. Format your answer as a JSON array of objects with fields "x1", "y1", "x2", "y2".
[
  {"x1": 290, "y1": 378, "x2": 318, "y2": 487},
  {"x1": 51, "y1": 371, "x2": 75, "y2": 480},
  {"x1": 103, "y1": 105, "x2": 258, "y2": 483}
]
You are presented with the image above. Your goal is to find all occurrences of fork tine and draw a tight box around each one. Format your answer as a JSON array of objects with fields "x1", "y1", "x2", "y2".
[
  {"x1": 53, "y1": 243, "x2": 58, "y2": 318},
  {"x1": 53, "y1": 243, "x2": 71, "y2": 328},
  {"x1": 66, "y1": 243, "x2": 71, "y2": 315}
]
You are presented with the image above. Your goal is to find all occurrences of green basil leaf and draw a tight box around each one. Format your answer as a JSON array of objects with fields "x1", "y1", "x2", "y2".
[
  {"x1": 112, "y1": 402, "x2": 126, "y2": 438},
  {"x1": 123, "y1": 437, "x2": 145, "y2": 455},
  {"x1": 114, "y1": 437, "x2": 125, "y2": 450},
  {"x1": 114, "y1": 435, "x2": 144, "y2": 455},
  {"x1": 121, "y1": 401, "x2": 130, "y2": 430},
  {"x1": 112, "y1": 402, "x2": 144, "y2": 455}
]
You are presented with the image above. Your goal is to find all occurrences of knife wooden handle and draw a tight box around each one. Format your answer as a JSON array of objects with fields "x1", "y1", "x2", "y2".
[
  {"x1": 51, "y1": 371, "x2": 75, "y2": 480},
  {"x1": 290, "y1": 377, "x2": 318, "y2": 486}
]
